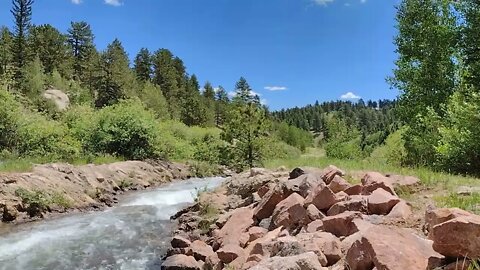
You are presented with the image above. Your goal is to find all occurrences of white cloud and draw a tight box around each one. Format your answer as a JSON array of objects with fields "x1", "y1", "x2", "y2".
[
  {"x1": 360, "y1": 0, "x2": 367, "y2": 3},
  {"x1": 105, "y1": 0, "x2": 123, "y2": 6},
  {"x1": 260, "y1": 99, "x2": 268, "y2": 105},
  {"x1": 340, "y1": 92, "x2": 361, "y2": 99},
  {"x1": 264, "y1": 86, "x2": 287, "y2": 91},
  {"x1": 313, "y1": 0, "x2": 335, "y2": 6},
  {"x1": 71, "y1": 0, "x2": 82, "y2": 4}
]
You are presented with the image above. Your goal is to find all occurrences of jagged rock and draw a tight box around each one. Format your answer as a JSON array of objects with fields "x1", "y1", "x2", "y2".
[
  {"x1": 327, "y1": 195, "x2": 367, "y2": 216},
  {"x1": 431, "y1": 214, "x2": 480, "y2": 259},
  {"x1": 296, "y1": 232, "x2": 341, "y2": 266},
  {"x1": 346, "y1": 225, "x2": 444, "y2": 270},
  {"x1": 171, "y1": 236, "x2": 192, "y2": 249},
  {"x1": 271, "y1": 193, "x2": 308, "y2": 230},
  {"x1": 361, "y1": 172, "x2": 396, "y2": 196},
  {"x1": 258, "y1": 184, "x2": 270, "y2": 198},
  {"x1": 304, "y1": 185, "x2": 337, "y2": 211},
  {"x1": 250, "y1": 252, "x2": 328, "y2": 270},
  {"x1": 386, "y1": 200, "x2": 412, "y2": 219},
  {"x1": 288, "y1": 167, "x2": 324, "y2": 180},
  {"x1": 214, "y1": 207, "x2": 254, "y2": 248},
  {"x1": 217, "y1": 244, "x2": 245, "y2": 264},
  {"x1": 248, "y1": 226, "x2": 268, "y2": 242},
  {"x1": 344, "y1": 184, "x2": 363, "y2": 196},
  {"x1": 190, "y1": 240, "x2": 215, "y2": 261},
  {"x1": 306, "y1": 204, "x2": 325, "y2": 221},
  {"x1": 305, "y1": 220, "x2": 324, "y2": 233},
  {"x1": 322, "y1": 211, "x2": 364, "y2": 237},
  {"x1": 425, "y1": 207, "x2": 471, "y2": 236},
  {"x1": 161, "y1": 254, "x2": 201, "y2": 270},
  {"x1": 254, "y1": 185, "x2": 292, "y2": 220},
  {"x1": 1, "y1": 202, "x2": 19, "y2": 222},
  {"x1": 328, "y1": 175, "x2": 352, "y2": 193},
  {"x1": 226, "y1": 172, "x2": 277, "y2": 199},
  {"x1": 204, "y1": 254, "x2": 222, "y2": 270},
  {"x1": 367, "y1": 188, "x2": 400, "y2": 215},
  {"x1": 321, "y1": 165, "x2": 345, "y2": 185},
  {"x1": 285, "y1": 174, "x2": 324, "y2": 198}
]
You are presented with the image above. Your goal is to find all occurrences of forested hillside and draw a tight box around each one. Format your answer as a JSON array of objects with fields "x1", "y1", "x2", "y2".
[{"x1": 0, "y1": 0, "x2": 312, "y2": 173}]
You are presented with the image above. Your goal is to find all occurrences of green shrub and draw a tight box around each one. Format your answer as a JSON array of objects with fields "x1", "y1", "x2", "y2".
[
  {"x1": 88, "y1": 99, "x2": 161, "y2": 160},
  {"x1": 16, "y1": 113, "x2": 81, "y2": 160},
  {"x1": 325, "y1": 136, "x2": 363, "y2": 160},
  {"x1": 262, "y1": 140, "x2": 302, "y2": 161},
  {"x1": 15, "y1": 188, "x2": 51, "y2": 217},
  {"x1": 0, "y1": 89, "x2": 21, "y2": 149},
  {"x1": 369, "y1": 128, "x2": 407, "y2": 167}
]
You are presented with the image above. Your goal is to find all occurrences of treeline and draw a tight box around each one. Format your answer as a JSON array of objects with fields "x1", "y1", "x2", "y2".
[
  {"x1": 391, "y1": 0, "x2": 480, "y2": 174},
  {"x1": 0, "y1": 0, "x2": 312, "y2": 172},
  {"x1": 273, "y1": 99, "x2": 398, "y2": 159}
]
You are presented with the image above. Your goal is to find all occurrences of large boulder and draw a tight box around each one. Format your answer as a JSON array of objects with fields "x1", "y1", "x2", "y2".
[
  {"x1": 386, "y1": 200, "x2": 412, "y2": 219},
  {"x1": 289, "y1": 167, "x2": 324, "y2": 180},
  {"x1": 367, "y1": 188, "x2": 400, "y2": 215},
  {"x1": 344, "y1": 184, "x2": 363, "y2": 196},
  {"x1": 305, "y1": 220, "x2": 324, "y2": 233},
  {"x1": 322, "y1": 211, "x2": 364, "y2": 237},
  {"x1": 425, "y1": 207, "x2": 471, "y2": 236},
  {"x1": 431, "y1": 214, "x2": 480, "y2": 259},
  {"x1": 385, "y1": 174, "x2": 420, "y2": 189},
  {"x1": 304, "y1": 185, "x2": 337, "y2": 211},
  {"x1": 346, "y1": 225, "x2": 444, "y2": 270},
  {"x1": 254, "y1": 185, "x2": 292, "y2": 221},
  {"x1": 248, "y1": 227, "x2": 269, "y2": 242},
  {"x1": 217, "y1": 243, "x2": 245, "y2": 264},
  {"x1": 214, "y1": 206, "x2": 254, "y2": 247},
  {"x1": 327, "y1": 196, "x2": 367, "y2": 216},
  {"x1": 43, "y1": 89, "x2": 70, "y2": 111},
  {"x1": 161, "y1": 254, "x2": 201, "y2": 270},
  {"x1": 328, "y1": 175, "x2": 352, "y2": 193},
  {"x1": 171, "y1": 236, "x2": 192, "y2": 249},
  {"x1": 321, "y1": 165, "x2": 345, "y2": 185},
  {"x1": 250, "y1": 252, "x2": 328, "y2": 270},
  {"x1": 285, "y1": 174, "x2": 324, "y2": 198},
  {"x1": 297, "y1": 232, "x2": 342, "y2": 266},
  {"x1": 361, "y1": 172, "x2": 396, "y2": 196},
  {"x1": 306, "y1": 204, "x2": 325, "y2": 221},
  {"x1": 190, "y1": 240, "x2": 216, "y2": 261},
  {"x1": 271, "y1": 193, "x2": 308, "y2": 230}
]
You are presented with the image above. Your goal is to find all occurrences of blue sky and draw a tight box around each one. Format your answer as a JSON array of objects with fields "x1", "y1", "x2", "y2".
[{"x1": 0, "y1": 0, "x2": 399, "y2": 110}]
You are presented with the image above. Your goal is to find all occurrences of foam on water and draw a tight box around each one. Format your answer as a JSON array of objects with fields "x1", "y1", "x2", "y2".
[{"x1": 0, "y1": 177, "x2": 225, "y2": 270}]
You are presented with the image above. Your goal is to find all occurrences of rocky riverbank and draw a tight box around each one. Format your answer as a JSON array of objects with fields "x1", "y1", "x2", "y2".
[
  {"x1": 164, "y1": 165, "x2": 480, "y2": 270},
  {"x1": 0, "y1": 160, "x2": 194, "y2": 224}
]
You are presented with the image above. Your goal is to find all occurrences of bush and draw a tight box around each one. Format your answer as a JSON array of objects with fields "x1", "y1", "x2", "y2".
[
  {"x1": 325, "y1": 136, "x2": 363, "y2": 160},
  {"x1": 16, "y1": 113, "x2": 81, "y2": 160},
  {"x1": 262, "y1": 140, "x2": 302, "y2": 161},
  {"x1": 87, "y1": 99, "x2": 161, "y2": 160},
  {"x1": 0, "y1": 89, "x2": 21, "y2": 149},
  {"x1": 369, "y1": 128, "x2": 407, "y2": 167}
]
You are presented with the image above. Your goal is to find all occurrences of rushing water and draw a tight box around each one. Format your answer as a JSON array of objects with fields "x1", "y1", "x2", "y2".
[{"x1": 0, "y1": 177, "x2": 225, "y2": 270}]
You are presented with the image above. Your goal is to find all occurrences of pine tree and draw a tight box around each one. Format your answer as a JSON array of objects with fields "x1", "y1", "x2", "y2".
[
  {"x1": 202, "y1": 81, "x2": 216, "y2": 127},
  {"x1": 215, "y1": 86, "x2": 229, "y2": 127},
  {"x1": 0, "y1": 27, "x2": 13, "y2": 77},
  {"x1": 222, "y1": 77, "x2": 268, "y2": 170},
  {"x1": 460, "y1": 1, "x2": 480, "y2": 91},
  {"x1": 28, "y1": 24, "x2": 70, "y2": 75},
  {"x1": 23, "y1": 55, "x2": 45, "y2": 98},
  {"x1": 181, "y1": 74, "x2": 204, "y2": 126},
  {"x1": 140, "y1": 81, "x2": 169, "y2": 120},
  {"x1": 67, "y1": 21, "x2": 95, "y2": 82},
  {"x1": 134, "y1": 48, "x2": 152, "y2": 82},
  {"x1": 11, "y1": 0, "x2": 34, "y2": 86},
  {"x1": 95, "y1": 39, "x2": 130, "y2": 107}
]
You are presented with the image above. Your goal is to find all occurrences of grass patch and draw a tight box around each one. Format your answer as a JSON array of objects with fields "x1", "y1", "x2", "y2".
[
  {"x1": 0, "y1": 159, "x2": 34, "y2": 173},
  {"x1": 435, "y1": 192, "x2": 480, "y2": 214}
]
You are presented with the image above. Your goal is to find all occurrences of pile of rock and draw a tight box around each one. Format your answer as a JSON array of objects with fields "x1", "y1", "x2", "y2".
[{"x1": 164, "y1": 165, "x2": 480, "y2": 270}]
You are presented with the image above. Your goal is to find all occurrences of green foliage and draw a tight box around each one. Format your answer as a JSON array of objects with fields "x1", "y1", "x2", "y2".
[
  {"x1": 15, "y1": 188, "x2": 51, "y2": 217},
  {"x1": 140, "y1": 81, "x2": 169, "y2": 120},
  {"x1": 22, "y1": 56, "x2": 45, "y2": 97},
  {"x1": 369, "y1": 128, "x2": 407, "y2": 167},
  {"x1": 262, "y1": 140, "x2": 302, "y2": 161},
  {"x1": 271, "y1": 121, "x2": 313, "y2": 152},
  {"x1": 88, "y1": 99, "x2": 161, "y2": 160},
  {"x1": 435, "y1": 192, "x2": 480, "y2": 215},
  {"x1": 188, "y1": 161, "x2": 221, "y2": 178},
  {"x1": 325, "y1": 137, "x2": 363, "y2": 160},
  {"x1": 0, "y1": 88, "x2": 21, "y2": 148}
]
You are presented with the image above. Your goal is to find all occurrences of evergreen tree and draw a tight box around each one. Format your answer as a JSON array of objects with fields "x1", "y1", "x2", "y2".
[
  {"x1": 460, "y1": 1, "x2": 480, "y2": 91},
  {"x1": 140, "y1": 81, "x2": 169, "y2": 120},
  {"x1": 11, "y1": 0, "x2": 34, "y2": 86},
  {"x1": 181, "y1": 74, "x2": 205, "y2": 126},
  {"x1": 222, "y1": 77, "x2": 268, "y2": 170},
  {"x1": 67, "y1": 21, "x2": 95, "y2": 83},
  {"x1": 152, "y1": 49, "x2": 181, "y2": 119},
  {"x1": 95, "y1": 39, "x2": 130, "y2": 107},
  {"x1": 215, "y1": 85, "x2": 229, "y2": 127},
  {"x1": 28, "y1": 24, "x2": 71, "y2": 75},
  {"x1": 23, "y1": 55, "x2": 45, "y2": 98},
  {"x1": 202, "y1": 81, "x2": 216, "y2": 127},
  {"x1": 134, "y1": 48, "x2": 152, "y2": 82},
  {"x1": 0, "y1": 27, "x2": 13, "y2": 77}
]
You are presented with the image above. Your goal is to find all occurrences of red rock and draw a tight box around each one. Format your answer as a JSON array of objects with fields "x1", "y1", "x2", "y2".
[
  {"x1": 248, "y1": 226, "x2": 268, "y2": 242},
  {"x1": 285, "y1": 173, "x2": 324, "y2": 198},
  {"x1": 327, "y1": 195, "x2": 367, "y2": 216},
  {"x1": 171, "y1": 236, "x2": 192, "y2": 249},
  {"x1": 161, "y1": 254, "x2": 201, "y2": 270},
  {"x1": 321, "y1": 165, "x2": 345, "y2": 184},
  {"x1": 305, "y1": 220, "x2": 324, "y2": 233},
  {"x1": 204, "y1": 254, "x2": 222, "y2": 270},
  {"x1": 346, "y1": 225, "x2": 444, "y2": 270},
  {"x1": 190, "y1": 240, "x2": 215, "y2": 261},
  {"x1": 361, "y1": 172, "x2": 396, "y2": 196},
  {"x1": 322, "y1": 211, "x2": 364, "y2": 237},
  {"x1": 425, "y1": 207, "x2": 471, "y2": 236},
  {"x1": 344, "y1": 184, "x2": 363, "y2": 196},
  {"x1": 289, "y1": 167, "x2": 324, "y2": 180},
  {"x1": 214, "y1": 207, "x2": 254, "y2": 247},
  {"x1": 386, "y1": 174, "x2": 420, "y2": 189},
  {"x1": 254, "y1": 185, "x2": 291, "y2": 220},
  {"x1": 258, "y1": 184, "x2": 270, "y2": 198},
  {"x1": 217, "y1": 244, "x2": 245, "y2": 264},
  {"x1": 271, "y1": 193, "x2": 309, "y2": 230},
  {"x1": 387, "y1": 200, "x2": 412, "y2": 219},
  {"x1": 367, "y1": 188, "x2": 400, "y2": 215},
  {"x1": 431, "y1": 215, "x2": 480, "y2": 258},
  {"x1": 329, "y1": 175, "x2": 352, "y2": 193},
  {"x1": 297, "y1": 232, "x2": 342, "y2": 266},
  {"x1": 304, "y1": 185, "x2": 337, "y2": 211},
  {"x1": 306, "y1": 204, "x2": 326, "y2": 221},
  {"x1": 250, "y1": 252, "x2": 328, "y2": 270},
  {"x1": 334, "y1": 191, "x2": 348, "y2": 202}
]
